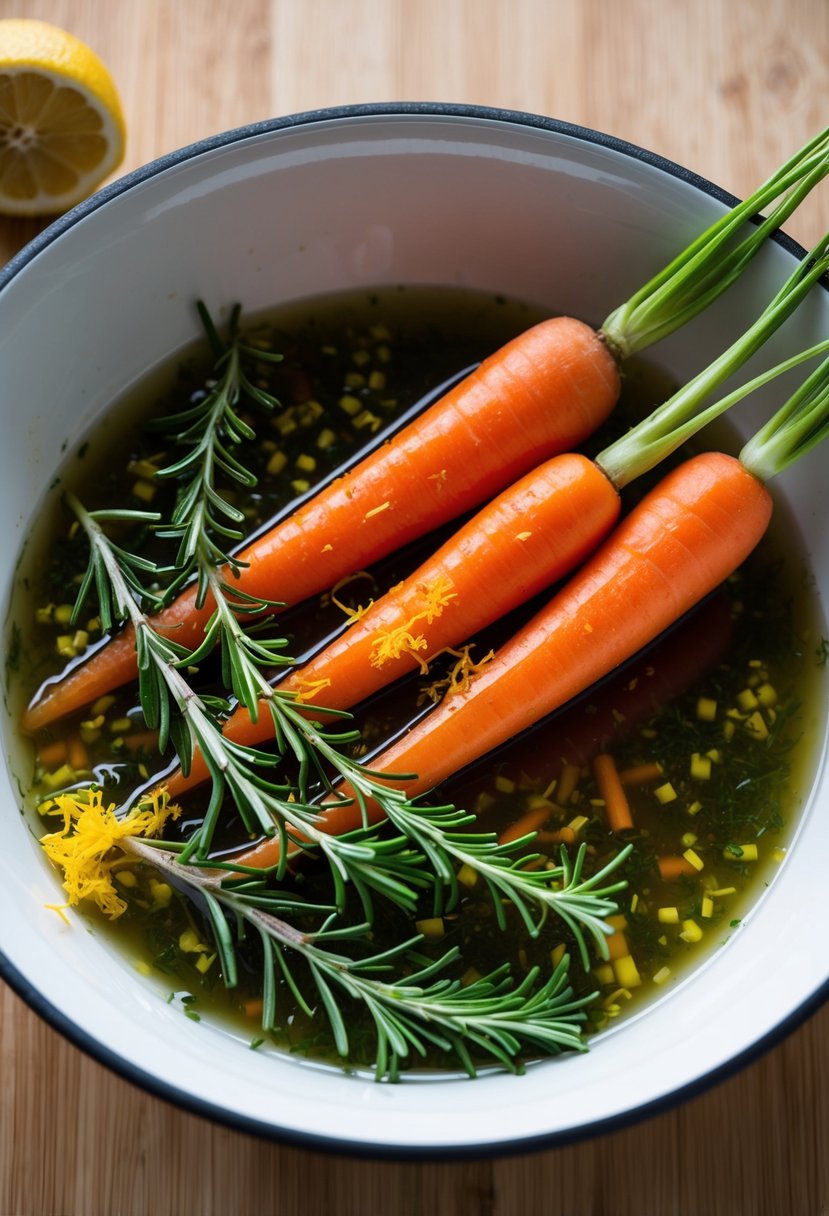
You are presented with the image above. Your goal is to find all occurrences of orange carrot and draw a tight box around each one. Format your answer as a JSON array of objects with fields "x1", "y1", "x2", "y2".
[
  {"x1": 592, "y1": 754, "x2": 634, "y2": 832},
  {"x1": 25, "y1": 133, "x2": 829, "y2": 734},
  {"x1": 163, "y1": 452, "x2": 621, "y2": 798},
  {"x1": 536, "y1": 826, "x2": 577, "y2": 847},
  {"x1": 554, "y1": 763, "x2": 582, "y2": 806},
  {"x1": 23, "y1": 317, "x2": 619, "y2": 733},
  {"x1": 234, "y1": 450, "x2": 773, "y2": 869}
]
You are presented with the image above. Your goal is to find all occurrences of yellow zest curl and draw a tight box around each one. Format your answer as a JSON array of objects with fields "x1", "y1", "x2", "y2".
[
  {"x1": 370, "y1": 576, "x2": 457, "y2": 671},
  {"x1": 39, "y1": 787, "x2": 181, "y2": 920},
  {"x1": 329, "y1": 570, "x2": 374, "y2": 624},
  {"x1": 421, "y1": 644, "x2": 495, "y2": 704},
  {"x1": 291, "y1": 676, "x2": 333, "y2": 704}
]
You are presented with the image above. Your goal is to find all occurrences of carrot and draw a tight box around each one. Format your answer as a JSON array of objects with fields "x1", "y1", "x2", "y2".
[
  {"x1": 605, "y1": 930, "x2": 631, "y2": 961},
  {"x1": 592, "y1": 754, "x2": 634, "y2": 832},
  {"x1": 22, "y1": 129, "x2": 829, "y2": 733},
  {"x1": 67, "y1": 735, "x2": 89, "y2": 772},
  {"x1": 163, "y1": 229, "x2": 829, "y2": 801},
  {"x1": 120, "y1": 729, "x2": 161, "y2": 755},
  {"x1": 554, "y1": 763, "x2": 582, "y2": 807}
]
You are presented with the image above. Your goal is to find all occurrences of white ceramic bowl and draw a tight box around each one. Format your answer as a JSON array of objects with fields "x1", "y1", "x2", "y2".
[{"x1": 1, "y1": 104, "x2": 827, "y2": 1157}]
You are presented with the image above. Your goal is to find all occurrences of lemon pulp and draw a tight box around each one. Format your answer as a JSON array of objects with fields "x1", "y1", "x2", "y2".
[{"x1": 0, "y1": 19, "x2": 125, "y2": 216}]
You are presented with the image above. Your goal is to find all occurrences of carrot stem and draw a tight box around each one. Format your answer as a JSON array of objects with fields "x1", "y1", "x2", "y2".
[
  {"x1": 740, "y1": 350, "x2": 829, "y2": 480},
  {"x1": 601, "y1": 126, "x2": 829, "y2": 358},
  {"x1": 597, "y1": 234, "x2": 829, "y2": 489}
]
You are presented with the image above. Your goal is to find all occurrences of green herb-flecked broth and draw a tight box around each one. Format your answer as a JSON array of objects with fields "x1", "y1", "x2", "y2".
[{"x1": 6, "y1": 286, "x2": 826, "y2": 1076}]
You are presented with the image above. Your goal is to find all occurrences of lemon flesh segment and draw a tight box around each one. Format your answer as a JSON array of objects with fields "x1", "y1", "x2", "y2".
[{"x1": 0, "y1": 20, "x2": 125, "y2": 216}]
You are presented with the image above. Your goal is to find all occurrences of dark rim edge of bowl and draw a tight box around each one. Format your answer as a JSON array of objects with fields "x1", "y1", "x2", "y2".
[
  {"x1": 0, "y1": 99, "x2": 810, "y2": 292},
  {"x1": 0, "y1": 99, "x2": 824, "y2": 1162}
]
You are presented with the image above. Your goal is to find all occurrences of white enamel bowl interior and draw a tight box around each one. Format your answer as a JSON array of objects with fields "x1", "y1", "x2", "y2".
[{"x1": 0, "y1": 108, "x2": 827, "y2": 1156}]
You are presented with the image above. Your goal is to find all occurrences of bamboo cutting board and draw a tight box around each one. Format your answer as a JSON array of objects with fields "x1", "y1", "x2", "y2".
[{"x1": 1, "y1": 2, "x2": 829, "y2": 1213}]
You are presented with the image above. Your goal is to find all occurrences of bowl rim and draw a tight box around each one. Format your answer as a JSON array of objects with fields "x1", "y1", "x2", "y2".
[{"x1": 0, "y1": 99, "x2": 825, "y2": 1161}]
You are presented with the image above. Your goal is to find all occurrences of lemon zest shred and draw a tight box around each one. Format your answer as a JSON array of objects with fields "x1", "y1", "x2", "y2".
[
  {"x1": 44, "y1": 903, "x2": 72, "y2": 926},
  {"x1": 370, "y1": 576, "x2": 457, "y2": 671},
  {"x1": 329, "y1": 571, "x2": 374, "y2": 624},
  {"x1": 39, "y1": 787, "x2": 181, "y2": 920},
  {"x1": 364, "y1": 500, "x2": 391, "y2": 520},
  {"x1": 291, "y1": 676, "x2": 333, "y2": 704},
  {"x1": 421, "y1": 644, "x2": 495, "y2": 703}
]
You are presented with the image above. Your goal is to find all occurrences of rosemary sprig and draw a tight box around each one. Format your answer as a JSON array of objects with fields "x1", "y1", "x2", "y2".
[
  {"x1": 126, "y1": 834, "x2": 595, "y2": 1080},
  {"x1": 316, "y1": 776, "x2": 631, "y2": 968}
]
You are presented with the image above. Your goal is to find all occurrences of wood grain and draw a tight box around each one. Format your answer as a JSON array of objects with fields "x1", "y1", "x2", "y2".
[{"x1": 1, "y1": 1, "x2": 829, "y2": 1213}]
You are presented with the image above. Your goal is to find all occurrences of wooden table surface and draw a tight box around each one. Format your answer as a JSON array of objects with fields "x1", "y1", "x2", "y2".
[{"x1": 1, "y1": 1, "x2": 828, "y2": 1213}]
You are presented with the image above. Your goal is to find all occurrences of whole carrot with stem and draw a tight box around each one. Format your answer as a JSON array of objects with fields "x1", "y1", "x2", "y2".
[
  {"x1": 233, "y1": 335, "x2": 829, "y2": 868},
  {"x1": 22, "y1": 127, "x2": 829, "y2": 733},
  {"x1": 161, "y1": 230, "x2": 829, "y2": 799}
]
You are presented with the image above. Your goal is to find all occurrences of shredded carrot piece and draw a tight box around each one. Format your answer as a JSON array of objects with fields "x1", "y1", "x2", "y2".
[
  {"x1": 498, "y1": 803, "x2": 552, "y2": 845},
  {"x1": 593, "y1": 754, "x2": 633, "y2": 832},
  {"x1": 556, "y1": 762, "x2": 581, "y2": 806},
  {"x1": 67, "y1": 735, "x2": 89, "y2": 772},
  {"x1": 657, "y1": 855, "x2": 698, "y2": 881},
  {"x1": 536, "y1": 825, "x2": 577, "y2": 846},
  {"x1": 363, "y1": 500, "x2": 391, "y2": 520},
  {"x1": 37, "y1": 739, "x2": 68, "y2": 770},
  {"x1": 618, "y1": 761, "x2": 663, "y2": 786},
  {"x1": 605, "y1": 929, "x2": 630, "y2": 960},
  {"x1": 121, "y1": 729, "x2": 161, "y2": 755}
]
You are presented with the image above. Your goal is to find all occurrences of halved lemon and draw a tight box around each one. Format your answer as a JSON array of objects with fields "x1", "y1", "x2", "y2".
[{"x1": 0, "y1": 19, "x2": 125, "y2": 216}]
